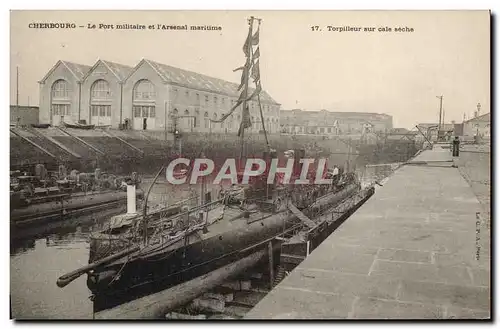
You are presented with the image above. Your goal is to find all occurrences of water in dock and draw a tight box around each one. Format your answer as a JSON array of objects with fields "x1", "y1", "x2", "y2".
[
  {"x1": 9, "y1": 183, "x2": 204, "y2": 320},
  {"x1": 10, "y1": 164, "x2": 397, "y2": 319}
]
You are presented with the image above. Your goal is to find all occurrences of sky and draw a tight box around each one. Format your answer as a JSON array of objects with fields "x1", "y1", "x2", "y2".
[{"x1": 10, "y1": 10, "x2": 490, "y2": 129}]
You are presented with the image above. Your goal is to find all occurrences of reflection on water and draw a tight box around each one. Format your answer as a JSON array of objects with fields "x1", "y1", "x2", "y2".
[
  {"x1": 10, "y1": 182, "x2": 202, "y2": 319},
  {"x1": 358, "y1": 163, "x2": 401, "y2": 189},
  {"x1": 11, "y1": 238, "x2": 94, "y2": 319}
]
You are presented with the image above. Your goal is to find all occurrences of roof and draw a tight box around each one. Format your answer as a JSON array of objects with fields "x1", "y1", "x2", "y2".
[
  {"x1": 10, "y1": 105, "x2": 39, "y2": 110},
  {"x1": 465, "y1": 112, "x2": 490, "y2": 123},
  {"x1": 101, "y1": 60, "x2": 134, "y2": 82},
  {"x1": 141, "y1": 59, "x2": 279, "y2": 105},
  {"x1": 39, "y1": 60, "x2": 92, "y2": 83},
  {"x1": 82, "y1": 59, "x2": 134, "y2": 82}
]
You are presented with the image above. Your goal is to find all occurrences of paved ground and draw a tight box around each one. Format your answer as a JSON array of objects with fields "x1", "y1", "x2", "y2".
[
  {"x1": 456, "y1": 144, "x2": 491, "y2": 220},
  {"x1": 246, "y1": 148, "x2": 491, "y2": 319}
]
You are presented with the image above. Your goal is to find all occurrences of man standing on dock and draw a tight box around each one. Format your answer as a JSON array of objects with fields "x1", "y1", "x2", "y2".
[{"x1": 452, "y1": 136, "x2": 460, "y2": 157}]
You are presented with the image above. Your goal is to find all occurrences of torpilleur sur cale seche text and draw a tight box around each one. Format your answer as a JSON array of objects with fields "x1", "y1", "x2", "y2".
[
  {"x1": 312, "y1": 25, "x2": 414, "y2": 32},
  {"x1": 28, "y1": 22, "x2": 222, "y2": 31}
]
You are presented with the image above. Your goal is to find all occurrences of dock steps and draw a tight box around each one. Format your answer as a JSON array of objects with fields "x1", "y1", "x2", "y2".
[
  {"x1": 10, "y1": 128, "x2": 57, "y2": 159},
  {"x1": 273, "y1": 265, "x2": 286, "y2": 287},
  {"x1": 100, "y1": 129, "x2": 144, "y2": 156},
  {"x1": 55, "y1": 127, "x2": 105, "y2": 156},
  {"x1": 27, "y1": 127, "x2": 82, "y2": 159},
  {"x1": 287, "y1": 203, "x2": 317, "y2": 229}
]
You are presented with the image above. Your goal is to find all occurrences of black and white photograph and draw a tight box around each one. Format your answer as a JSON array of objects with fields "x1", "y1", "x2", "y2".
[{"x1": 8, "y1": 9, "x2": 491, "y2": 320}]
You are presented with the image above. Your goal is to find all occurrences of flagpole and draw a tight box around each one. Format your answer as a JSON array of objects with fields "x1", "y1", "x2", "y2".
[{"x1": 239, "y1": 16, "x2": 255, "y2": 165}]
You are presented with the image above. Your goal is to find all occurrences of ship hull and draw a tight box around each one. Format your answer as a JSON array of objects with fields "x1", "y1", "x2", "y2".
[{"x1": 88, "y1": 184, "x2": 360, "y2": 312}]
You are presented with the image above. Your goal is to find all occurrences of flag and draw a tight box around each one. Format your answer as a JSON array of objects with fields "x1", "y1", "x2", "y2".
[
  {"x1": 237, "y1": 67, "x2": 249, "y2": 91},
  {"x1": 247, "y1": 81, "x2": 262, "y2": 101},
  {"x1": 238, "y1": 105, "x2": 252, "y2": 137},
  {"x1": 251, "y1": 60, "x2": 260, "y2": 82},
  {"x1": 242, "y1": 25, "x2": 253, "y2": 57},
  {"x1": 210, "y1": 99, "x2": 242, "y2": 123},
  {"x1": 237, "y1": 89, "x2": 247, "y2": 102},
  {"x1": 233, "y1": 57, "x2": 251, "y2": 72},
  {"x1": 253, "y1": 47, "x2": 260, "y2": 59},
  {"x1": 251, "y1": 27, "x2": 259, "y2": 45}
]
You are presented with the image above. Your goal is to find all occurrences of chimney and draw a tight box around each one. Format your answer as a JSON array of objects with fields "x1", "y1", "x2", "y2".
[{"x1": 126, "y1": 184, "x2": 137, "y2": 214}]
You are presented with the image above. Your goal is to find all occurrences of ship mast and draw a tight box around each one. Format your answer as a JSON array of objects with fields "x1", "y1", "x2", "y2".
[{"x1": 239, "y1": 17, "x2": 255, "y2": 164}]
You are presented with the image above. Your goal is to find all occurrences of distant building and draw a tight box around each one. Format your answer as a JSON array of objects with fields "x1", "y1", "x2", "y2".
[
  {"x1": 38, "y1": 59, "x2": 281, "y2": 133},
  {"x1": 463, "y1": 112, "x2": 490, "y2": 139},
  {"x1": 416, "y1": 123, "x2": 455, "y2": 142},
  {"x1": 10, "y1": 105, "x2": 39, "y2": 126},
  {"x1": 280, "y1": 109, "x2": 393, "y2": 135},
  {"x1": 386, "y1": 128, "x2": 418, "y2": 141}
]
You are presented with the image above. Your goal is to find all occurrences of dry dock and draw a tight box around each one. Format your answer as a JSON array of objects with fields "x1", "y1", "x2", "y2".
[{"x1": 246, "y1": 147, "x2": 491, "y2": 319}]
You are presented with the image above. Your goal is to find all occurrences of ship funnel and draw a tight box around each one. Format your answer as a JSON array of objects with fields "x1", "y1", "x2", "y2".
[{"x1": 127, "y1": 184, "x2": 137, "y2": 214}]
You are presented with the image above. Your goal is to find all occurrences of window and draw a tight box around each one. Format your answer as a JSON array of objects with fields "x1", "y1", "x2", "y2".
[
  {"x1": 51, "y1": 80, "x2": 70, "y2": 99},
  {"x1": 205, "y1": 95, "x2": 209, "y2": 104},
  {"x1": 91, "y1": 80, "x2": 111, "y2": 99},
  {"x1": 91, "y1": 105, "x2": 111, "y2": 117},
  {"x1": 172, "y1": 108, "x2": 178, "y2": 116},
  {"x1": 133, "y1": 80, "x2": 156, "y2": 100},
  {"x1": 133, "y1": 106, "x2": 156, "y2": 118},
  {"x1": 204, "y1": 112, "x2": 209, "y2": 129},
  {"x1": 52, "y1": 104, "x2": 70, "y2": 116},
  {"x1": 196, "y1": 93, "x2": 200, "y2": 102},
  {"x1": 214, "y1": 96, "x2": 218, "y2": 106},
  {"x1": 184, "y1": 109, "x2": 190, "y2": 116}
]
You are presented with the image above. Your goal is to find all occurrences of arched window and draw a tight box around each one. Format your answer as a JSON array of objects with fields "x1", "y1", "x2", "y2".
[
  {"x1": 90, "y1": 79, "x2": 112, "y2": 118},
  {"x1": 133, "y1": 80, "x2": 156, "y2": 100},
  {"x1": 91, "y1": 79, "x2": 111, "y2": 99},
  {"x1": 51, "y1": 79, "x2": 71, "y2": 119},
  {"x1": 184, "y1": 109, "x2": 190, "y2": 116},
  {"x1": 132, "y1": 79, "x2": 156, "y2": 120},
  {"x1": 172, "y1": 108, "x2": 178, "y2": 116},
  {"x1": 51, "y1": 79, "x2": 70, "y2": 99}
]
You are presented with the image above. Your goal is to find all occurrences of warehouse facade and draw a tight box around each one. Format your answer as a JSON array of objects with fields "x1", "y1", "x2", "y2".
[
  {"x1": 280, "y1": 109, "x2": 393, "y2": 135},
  {"x1": 38, "y1": 59, "x2": 281, "y2": 133}
]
